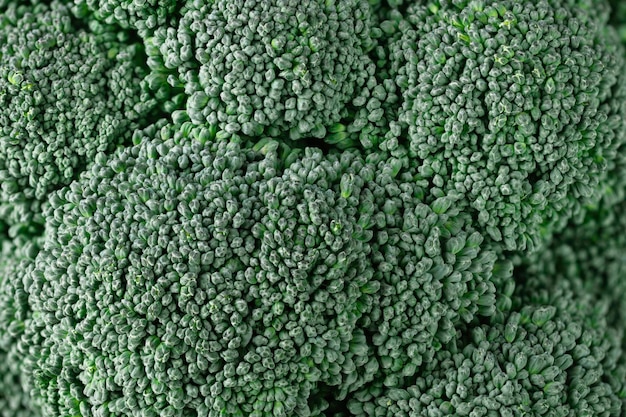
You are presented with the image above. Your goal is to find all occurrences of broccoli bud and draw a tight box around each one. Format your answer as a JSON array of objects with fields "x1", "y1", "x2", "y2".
[
  {"x1": 0, "y1": 235, "x2": 41, "y2": 417},
  {"x1": 72, "y1": 0, "x2": 178, "y2": 36}
]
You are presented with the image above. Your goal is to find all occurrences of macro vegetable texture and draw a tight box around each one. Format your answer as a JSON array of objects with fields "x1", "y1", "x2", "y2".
[
  {"x1": 0, "y1": 1, "x2": 158, "y2": 226},
  {"x1": 0, "y1": 0, "x2": 625, "y2": 416}
]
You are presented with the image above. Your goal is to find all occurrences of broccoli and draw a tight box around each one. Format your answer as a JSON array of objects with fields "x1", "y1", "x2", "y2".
[
  {"x1": 518, "y1": 199, "x2": 626, "y2": 338},
  {"x1": 387, "y1": 0, "x2": 626, "y2": 252},
  {"x1": 343, "y1": 279, "x2": 626, "y2": 417},
  {"x1": 72, "y1": 0, "x2": 179, "y2": 36},
  {"x1": 22, "y1": 122, "x2": 373, "y2": 417},
  {"x1": 20, "y1": 120, "x2": 519, "y2": 417},
  {"x1": 0, "y1": 1, "x2": 158, "y2": 226},
  {"x1": 146, "y1": 0, "x2": 377, "y2": 142},
  {"x1": 609, "y1": 0, "x2": 626, "y2": 44},
  {"x1": 322, "y1": 171, "x2": 510, "y2": 399},
  {"x1": 0, "y1": 0, "x2": 624, "y2": 416},
  {"x1": 0, "y1": 235, "x2": 41, "y2": 417}
]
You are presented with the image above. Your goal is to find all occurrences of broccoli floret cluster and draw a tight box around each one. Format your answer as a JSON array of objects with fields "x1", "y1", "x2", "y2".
[
  {"x1": 20, "y1": 121, "x2": 516, "y2": 417},
  {"x1": 72, "y1": 0, "x2": 178, "y2": 36},
  {"x1": 388, "y1": 0, "x2": 626, "y2": 252},
  {"x1": 0, "y1": 1, "x2": 157, "y2": 226},
  {"x1": 0, "y1": 236, "x2": 40, "y2": 417},
  {"x1": 344, "y1": 280, "x2": 626, "y2": 417},
  {"x1": 0, "y1": 0, "x2": 625, "y2": 416},
  {"x1": 519, "y1": 197, "x2": 626, "y2": 336},
  {"x1": 23, "y1": 122, "x2": 371, "y2": 417},
  {"x1": 327, "y1": 174, "x2": 509, "y2": 399},
  {"x1": 147, "y1": 0, "x2": 377, "y2": 141}
]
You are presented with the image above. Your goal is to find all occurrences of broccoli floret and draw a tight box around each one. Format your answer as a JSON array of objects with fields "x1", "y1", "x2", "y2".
[
  {"x1": 0, "y1": 1, "x2": 624, "y2": 416},
  {"x1": 0, "y1": 236, "x2": 41, "y2": 417},
  {"x1": 323, "y1": 171, "x2": 510, "y2": 399},
  {"x1": 388, "y1": 0, "x2": 626, "y2": 252},
  {"x1": 72, "y1": 0, "x2": 178, "y2": 36},
  {"x1": 609, "y1": 0, "x2": 626, "y2": 45},
  {"x1": 19, "y1": 119, "x2": 517, "y2": 417},
  {"x1": 513, "y1": 52, "x2": 626, "y2": 330},
  {"x1": 344, "y1": 279, "x2": 625, "y2": 417},
  {"x1": 328, "y1": 8, "x2": 405, "y2": 152},
  {"x1": 0, "y1": 1, "x2": 158, "y2": 226},
  {"x1": 518, "y1": 198, "x2": 626, "y2": 338},
  {"x1": 22, "y1": 121, "x2": 380, "y2": 417},
  {"x1": 147, "y1": 0, "x2": 377, "y2": 142}
]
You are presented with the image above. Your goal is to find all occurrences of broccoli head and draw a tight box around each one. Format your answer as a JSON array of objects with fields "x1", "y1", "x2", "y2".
[
  {"x1": 0, "y1": 1, "x2": 157, "y2": 226},
  {"x1": 388, "y1": 0, "x2": 626, "y2": 252},
  {"x1": 22, "y1": 121, "x2": 380, "y2": 417},
  {"x1": 609, "y1": 0, "x2": 626, "y2": 42},
  {"x1": 147, "y1": 0, "x2": 377, "y2": 141},
  {"x1": 19, "y1": 119, "x2": 517, "y2": 417},
  {"x1": 0, "y1": 1, "x2": 623, "y2": 416}
]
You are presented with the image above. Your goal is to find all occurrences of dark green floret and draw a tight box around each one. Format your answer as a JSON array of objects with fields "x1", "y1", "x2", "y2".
[
  {"x1": 324, "y1": 170, "x2": 508, "y2": 399},
  {"x1": 72, "y1": 0, "x2": 179, "y2": 36},
  {"x1": 0, "y1": 1, "x2": 158, "y2": 226},
  {"x1": 0, "y1": 236, "x2": 41, "y2": 417},
  {"x1": 22, "y1": 122, "x2": 377, "y2": 417},
  {"x1": 519, "y1": 200, "x2": 626, "y2": 339},
  {"x1": 343, "y1": 279, "x2": 626, "y2": 417},
  {"x1": 20, "y1": 120, "x2": 513, "y2": 417},
  {"x1": 388, "y1": 0, "x2": 626, "y2": 252},
  {"x1": 147, "y1": 0, "x2": 377, "y2": 142}
]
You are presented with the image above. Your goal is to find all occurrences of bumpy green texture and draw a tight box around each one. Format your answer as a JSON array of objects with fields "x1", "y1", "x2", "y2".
[
  {"x1": 23, "y1": 122, "x2": 369, "y2": 417},
  {"x1": 0, "y1": 0, "x2": 625, "y2": 416},
  {"x1": 0, "y1": 1, "x2": 156, "y2": 226},
  {"x1": 0, "y1": 237, "x2": 40, "y2": 417},
  {"x1": 343, "y1": 280, "x2": 626, "y2": 417},
  {"x1": 520, "y1": 198, "x2": 626, "y2": 335},
  {"x1": 73, "y1": 0, "x2": 178, "y2": 35},
  {"x1": 389, "y1": 0, "x2": 626, "y2": 252},
  {"x1": 147, "y1": 0, "x2": 376, "y2": 141},
  {"x1": 325, "y1": 173, "x2": 508, "y2": 399},
  {"x1": 20, "y1": 121, "x2": 515, "y2": 417}
]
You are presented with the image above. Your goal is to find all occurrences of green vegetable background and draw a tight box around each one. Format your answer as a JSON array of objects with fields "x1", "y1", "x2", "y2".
[{"x1": 0, "y1": 0, "x2": 626, "y2": 416}]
